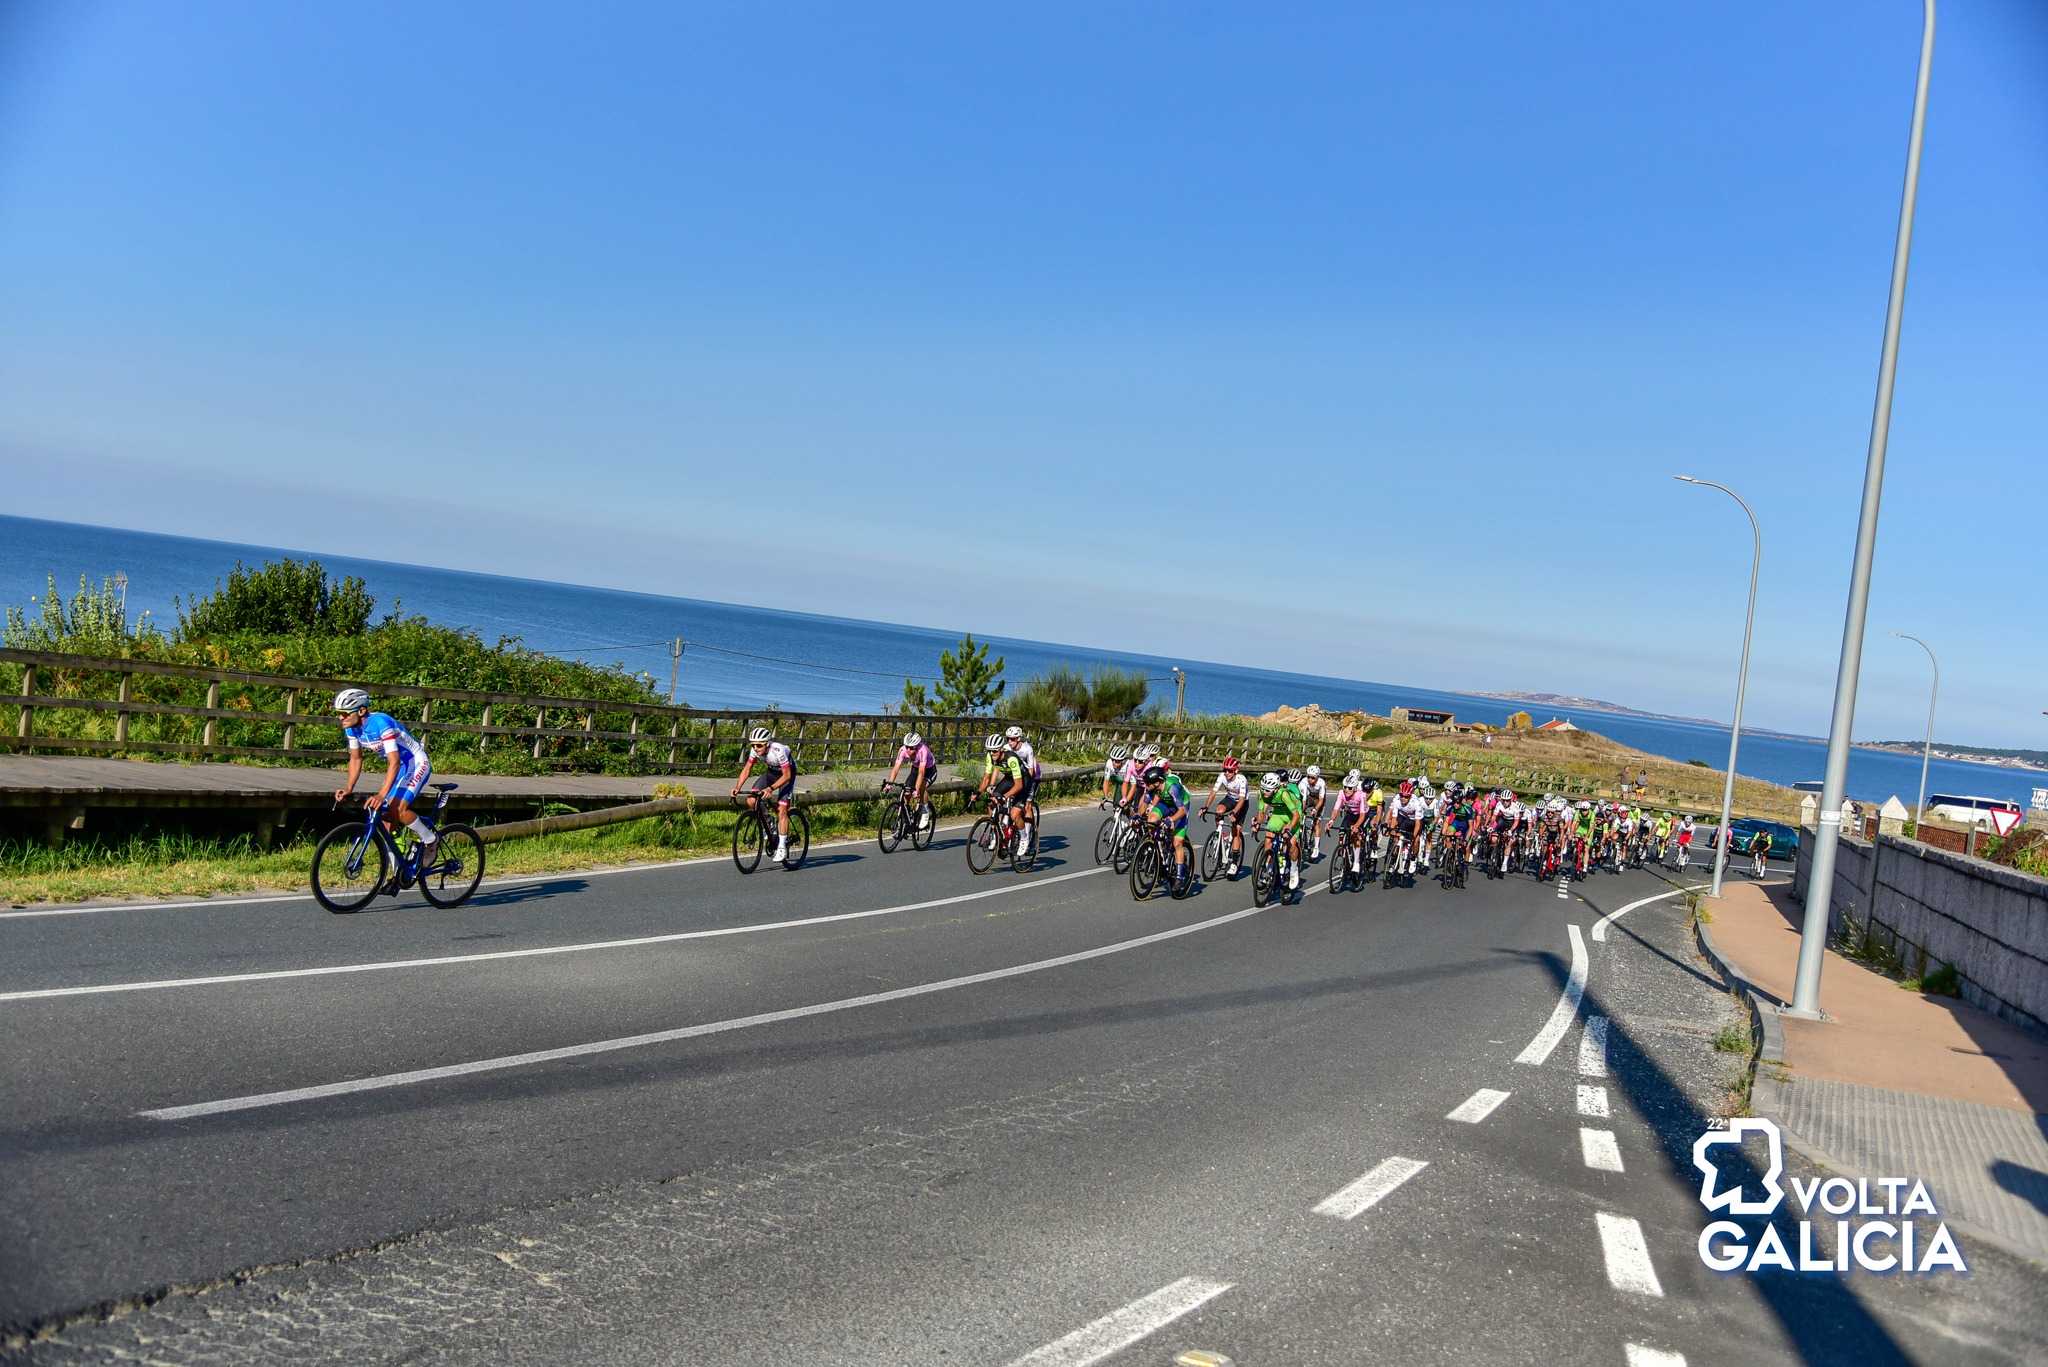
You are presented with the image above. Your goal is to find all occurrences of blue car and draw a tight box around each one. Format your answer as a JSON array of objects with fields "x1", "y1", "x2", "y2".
[{"x1": 1729, "y1": 818, "x2": 1799, "y2": 856}]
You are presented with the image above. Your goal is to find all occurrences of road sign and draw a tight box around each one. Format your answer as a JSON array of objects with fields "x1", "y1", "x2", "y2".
[
  {"x1": 1988, "y1": 806, "x2": 2022, "y2": 837},
  {"x1": 2033, "y1": 787, "x2": 2048, "y2": 812}
]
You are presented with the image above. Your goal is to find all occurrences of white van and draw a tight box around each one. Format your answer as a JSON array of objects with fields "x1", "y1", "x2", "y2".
[{"x1": 1924, "y1": 793, "x2": 2023, "y2": 830}]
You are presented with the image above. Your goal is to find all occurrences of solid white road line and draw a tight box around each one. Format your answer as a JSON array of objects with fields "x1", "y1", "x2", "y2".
[
  {"x1": 1312, "y1": 1156, "x2": 1429, "y2": 1220},
  {"x1": 1578, "y1": 1016, "x2": 1610, "y2": 1077},
  {"x1": 1005, "y1": 1278, "x2": 1233, "y2": 1367},
  {"x1": 1513, "y1": 923, "x2": 1587, "y2": 1067},
  {"x1": 1576, "y1": 1084, "x2": 1610, "y2": 1119},
  {"x1": 1589, "y1": 887, "x2": 1690, "y2": 943},
  {"x1": 3, "y1": 867, "x2": 1111, "y2": 1002},
  {"x1": 1446, "y1": 1088, "x2": 1511, "y2": 1124},
  {"x1": 1594, "y1": 1212, "x2": 1664, "y2": 1297},
  {"x1": 141, "y1": 891, "x2": 1311, "y2": 1120},
  {"x1": 1625, "y1": 1345, "x2": 1687, "y2": 1367},
  {"x1": 1580, "y1": 1127, "x2": 1625, "y2": 1173}
]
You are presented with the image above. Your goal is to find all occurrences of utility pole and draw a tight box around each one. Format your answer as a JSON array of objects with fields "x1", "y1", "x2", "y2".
[
  {"x1": 670, "y1": 637, "x2": 683, "y2": 705},
  {"x1": 1171, "y1": 667, "x2": 1186, "y2": 724}
]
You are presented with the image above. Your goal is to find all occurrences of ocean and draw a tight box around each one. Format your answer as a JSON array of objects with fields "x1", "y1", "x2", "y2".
[{"x1": 3, "y1": 514, "x2": 2041, "y2": 809}]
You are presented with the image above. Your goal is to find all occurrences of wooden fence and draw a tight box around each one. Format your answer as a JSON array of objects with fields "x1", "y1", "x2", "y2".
[{"x1": 0, "y1": 647, "x2": 997, "y2": 774}]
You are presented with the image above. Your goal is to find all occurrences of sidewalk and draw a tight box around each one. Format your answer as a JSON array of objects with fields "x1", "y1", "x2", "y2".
[{"x1": 1700, "y1": 878, "x2": 2048, "y2": 1264}]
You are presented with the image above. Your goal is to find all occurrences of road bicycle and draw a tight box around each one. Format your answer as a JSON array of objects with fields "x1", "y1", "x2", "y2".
[
  {"x1": 1436, "y1": 829, "x2": 1470, "y2": 889},
  {"x1": 877, "y1": 779, "x2": 936, "y2": 854},
  {"x1": 1384, "y1": 824, "x2": 1420, "y2": 889},
  {"x1": 1095, "y1": 797, "x2": 1141, "y2": 869},
  {"x1": 1252, "y1": 826, "x2": 1303, "y2": 907},
  {"x1": 1750, "y1": 845, "x2": 1771, "y2": 879},
  {"x1": 733, "y1": 786, "x2": 810, "y2": 872},
  {"x1": 311, "y1": 783, "x2": 484, "y2": 913},
  {"x1": 1199, "y1": 808, "x2": 1245, "y2": 882},
  {"x1": 967, "y1": 793, "x2": 1037, "y2": 874},
  {"x1": 1129, "y1": 815, "x2": 1195, "y2": 900},
  {"x1": 1326, "y1": 815, "x2": 1373, "y2": 894}
]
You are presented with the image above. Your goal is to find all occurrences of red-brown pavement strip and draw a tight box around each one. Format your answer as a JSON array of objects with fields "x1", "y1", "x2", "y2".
[{"x1": 1709, "y1": 878, "x2": 2048, "y2": 1115}]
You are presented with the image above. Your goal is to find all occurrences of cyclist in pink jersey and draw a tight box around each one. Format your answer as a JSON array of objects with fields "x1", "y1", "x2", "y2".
[{"x1": 886, "y1": 730, "x2": 939, "y2": 826}]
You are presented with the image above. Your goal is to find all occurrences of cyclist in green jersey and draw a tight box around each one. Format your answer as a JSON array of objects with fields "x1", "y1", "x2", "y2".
[
  {"x1": 1572, "y1": 801, "x2": 1597, "y2": 876},
  {"x1": 1260, "y1": 771, "x2": 1305, "y2": 891}
]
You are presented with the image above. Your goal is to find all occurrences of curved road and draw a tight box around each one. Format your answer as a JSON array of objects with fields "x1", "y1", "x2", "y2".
[{"x1": 2, "y1": 807, "x2": 2041, "y2": 1364}]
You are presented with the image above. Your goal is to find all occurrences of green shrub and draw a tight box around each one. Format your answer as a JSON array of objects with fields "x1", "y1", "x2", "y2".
[
  {"x1": 4, "y1": 574, "x2": 158, "y2": 651},
  {"x1": 175, "y1": 559, "x2": 375, "y2": 639}
]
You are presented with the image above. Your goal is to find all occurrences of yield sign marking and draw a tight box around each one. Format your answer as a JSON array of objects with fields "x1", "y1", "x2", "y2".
[{"x1": 1988, "y1": 807, "x2": 2022, "y2": 837}]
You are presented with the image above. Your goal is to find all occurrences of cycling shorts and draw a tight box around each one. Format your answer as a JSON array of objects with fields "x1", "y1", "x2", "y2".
[
  {"x1": 750, "y1": 771, "x2": 796, "y2": 804},
  {"x1": 1153, "y1": 808, "x2": 1188, "y2": 838},
  {"x1": 391, "y1": 758, "x2": 433, "y2": 807},
  {"x1": 1265, "y1": 809, "x2": 1297, "y2": 834}
]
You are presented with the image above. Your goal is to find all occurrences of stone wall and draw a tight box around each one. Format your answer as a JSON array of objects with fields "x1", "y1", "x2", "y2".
[{"x1": 1795, "y1": 825, "x2": 2048, "y2": 1036}]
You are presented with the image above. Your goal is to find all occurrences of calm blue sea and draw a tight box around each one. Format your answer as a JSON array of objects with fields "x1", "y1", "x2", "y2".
[{"x1": 4, "y1": 514, "x2": 2041, "y2": 808}]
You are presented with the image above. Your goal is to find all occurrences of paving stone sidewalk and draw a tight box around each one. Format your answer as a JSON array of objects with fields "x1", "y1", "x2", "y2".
[{"x1": 1698, "y1": 878, "x2": 2048, "y2": 1265}]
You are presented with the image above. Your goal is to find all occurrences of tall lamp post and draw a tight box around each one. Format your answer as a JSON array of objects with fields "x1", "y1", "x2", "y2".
[
  {"x1": 1890, "y1": 631, "x2": 1937, "y2": 827},
  {"x1": 1792, "y1": 0, "x2": 1936, "y2": 1020},
  {"x1": 1676, "y1": 476, "x2": 1760, "y2": 898}
]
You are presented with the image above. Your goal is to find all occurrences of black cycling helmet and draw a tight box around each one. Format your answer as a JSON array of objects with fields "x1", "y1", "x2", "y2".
[{"x1": 1141, "y1": 765, "x2": 1167, "y2": 786}]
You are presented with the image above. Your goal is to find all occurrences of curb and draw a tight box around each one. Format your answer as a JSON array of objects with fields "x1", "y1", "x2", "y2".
[{"x1": 1691, "y1": 905, "x2": 2047, "y2": 1270}]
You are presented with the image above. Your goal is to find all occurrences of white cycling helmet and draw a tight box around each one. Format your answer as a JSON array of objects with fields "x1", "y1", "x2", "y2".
[
  {"x1": 1305, "y1": 765, "x2": 1321, "y2": 780},
  {"x1": 332, "y1": 688, "x2": 372, "y2": 714},
  {"x1": 1108, "y1": 743, "x2": 1129, "y2": 762},
  {"x1": 1286, "y1": 767, "x2": 1304, "y2": 783},
  {"x1": 903, "y1": 731, "x2": 923, "y2": 749},
  {"x1": 1259, "y1": 773, "x2": 1281, "y2": 796},
  {"x1": 748, "y1": 726, "x2": 773, "y2": 745},
  {"x1": 984, "y1": 733, "x2": 1005, "y2": 752},
  {"x1": 1004, "y1": 725, "x2": 1023, "y2": 741},
  {"x1": 1342, "y1": 773, "x2": 1362, "y2": 792}
]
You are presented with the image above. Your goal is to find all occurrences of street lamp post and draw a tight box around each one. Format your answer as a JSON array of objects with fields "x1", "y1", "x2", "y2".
[
  {"x1": 1792, "y1": 0, "x2": 1936, "y2": 1020},
  {"x1": 1676, "y1": 476, "x2": 1760, "y2": 899},
  {"x1": 1891, "y1": 631, "x2": 1937, "y2": 827}
]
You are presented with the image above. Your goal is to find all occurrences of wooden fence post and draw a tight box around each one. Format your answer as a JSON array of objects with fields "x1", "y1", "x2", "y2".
[
  {"x1": 628, "y1": 714, "x2": 641, "y2": 758},
  {"x1": 480, "y1": 703, "x2": 494, "y2": 752},
  {"x1": 581, "y1": 712, "x2": 594, "y2": 749},
  {"x1": 532, "y1": 708, "x2": 545, "y2": 761},
  {"x1": 280, "y1": 687, "x2": 296, "y2": 752},
  {"x1": 202, "y1": 679, "x2": 221, "y2": 749},
  {"x1": 116, "y1": 671, "x2": 135, "y2": 745},
  {"x1": 667, "y1": 716, "x2": 680, "y2": 767},
  {"x1": 16, "y1": 664, "x2": 34, "y2": 745}
]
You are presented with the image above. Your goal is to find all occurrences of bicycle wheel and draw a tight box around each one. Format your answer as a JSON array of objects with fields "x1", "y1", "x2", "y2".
[
  {"x1": 418, "y1": 824, "x2": 486, "y2": 907},
  {"x1": 1327, "y1": 843, "x2": 1348, "y2": 895},
  {"x1": 966, "y1": 816, "x2": 999, "y2": 874},
  {"x1": 879, "y1": 801, "x2": 905, "y2": 854},
  {"x1": 311, "y1": 823, "x2": 387, "y2": 914},
  {"x1": 1094, "y1": 816, "x2": 1118, "y2": 866},
  {"x1": 1253, "y1": 845, "x2": 1276, "y2": 907},
  {"x1": 732, "y1": 809, "x2": 765, "y2": 874},
  {"x1": 1112, "y1": 823, "x2": 1139, "y2": 876},
  {"x1": 1200, "y1": 830, "x2": 1224, "y2": 883},
  {"x1": 1011, "y1": 816, "x2": 1038, "y2": 873},
  {"x1": 1130, "y1": 838, "x2": 1160, "y2": 900},
  {"x1": 780, "y1": 809, "x2": 811, "y2": 869},
  {"x1": 910, "y1": 802, "x2": 935, "y2": 851}
]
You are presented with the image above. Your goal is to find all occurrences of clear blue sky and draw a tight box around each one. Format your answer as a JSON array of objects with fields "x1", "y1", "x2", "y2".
[{"x1": 2, "y1": 2, "x2": 2043, "y2": 745}]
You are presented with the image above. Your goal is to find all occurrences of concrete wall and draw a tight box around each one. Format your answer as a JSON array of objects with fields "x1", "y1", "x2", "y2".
[{"x1": 1795, "y1": 825, "x2": 2048, "y2": 1036}]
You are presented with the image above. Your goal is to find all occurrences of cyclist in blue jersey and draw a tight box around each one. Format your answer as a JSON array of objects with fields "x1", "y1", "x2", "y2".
[{"x1": 332, "y1": 688, "x2": 438, "y2": 860}]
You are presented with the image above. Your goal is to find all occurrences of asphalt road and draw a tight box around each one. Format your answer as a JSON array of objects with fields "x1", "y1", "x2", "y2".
[{"x1": 3, "y1": 805, "x2": 2042, "y2": 1365}]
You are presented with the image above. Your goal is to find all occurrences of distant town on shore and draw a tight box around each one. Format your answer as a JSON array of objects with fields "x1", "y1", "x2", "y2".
[{"x1": 1480, "y1": 692, "x2": 2048, "y2": 772}]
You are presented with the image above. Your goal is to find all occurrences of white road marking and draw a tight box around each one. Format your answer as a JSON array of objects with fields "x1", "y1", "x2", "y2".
[
  {"x1": 1580, "y1": 1127, "x2": 1625, "y2": 1173},
  {"x1": 1595, "y1": 1212, "x2": 1664, "y2": 1296},
  {"x1": 1577, "y1": 1084, "x2": 1610, "y2": 1118},
  {"x1": 141, "y1": 890, "x2": 1315, "y2": 1120},
  {"x1": 3, "y1": 867, "x2": 1111, "y2": 1002},
  {"x1": 1005, "y1": 1277, "x2": 1232, "y2": 1367},
  {"x1": 1579, "y1": 1016, "x2": 1610, "y2": 1077},
  {"x1": 1446, "y1": 1088, "x2": 1511, "y2": 1124},
  {"x1": 1590, "y1": 887, "x2": 1690, "y2": 943},
  {"x1": 1513, "y1": 923, "x2": 1587, "y2": 1066},
  {"x1": 1626, "y1": 1345, "x2": 1687, "y2": 1367},
  {"x1": 1313, "y1": 1156, "x2": 1429, "y2": 1220}
]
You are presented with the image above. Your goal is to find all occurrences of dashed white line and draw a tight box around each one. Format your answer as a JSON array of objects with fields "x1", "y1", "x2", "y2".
[
  {"x1": 1626, "y1": 1344, "x2": 1687, "y2": 1367},
  {"x1": 1005, "y1": 1277, "x2": 1233, "y2": 1367},
  {"x1": 1446, "y1": 1088, "x2": 1511, "y2": 1124},
  {"x1": 1580, "y1": 1127, "x2": 1625, "y2": 1173},
  {"x1": 1578, "y1": 1016, "x2": 1610, "y2": 1077},
  {"x1": 1514, "y1": 923, "x2": 1588, "y2": 1067},
  {"x1": 1590, "y1": 887, "x2": 1691, "y2": 943},
  {"x1": 3, "y1": 867, "x2": 1112, "y2": 1002},
  {"x1": 1576, "y1": 1084, "x2": 1610, "y2": 1118},
  {"x1": 1313, "y1": 1156, "x2": 1430, "y2": 1220},
  {"x1": 1594, "y1": 1212, "x2": 1665, "y2": 1297},
  {"x1": 141, "y1": 892, "x2": 1302, "y2": 1120}
]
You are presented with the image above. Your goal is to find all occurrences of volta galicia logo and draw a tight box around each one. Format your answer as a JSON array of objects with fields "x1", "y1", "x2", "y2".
[{"x1": 1692, "y1": 1118, "x2": 1967, "y2": 1274}]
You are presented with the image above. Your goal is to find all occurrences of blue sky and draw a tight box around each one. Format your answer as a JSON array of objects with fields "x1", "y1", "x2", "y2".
[{"x1": 2, "y1": 1, "x2": 2043, "y2": 745}]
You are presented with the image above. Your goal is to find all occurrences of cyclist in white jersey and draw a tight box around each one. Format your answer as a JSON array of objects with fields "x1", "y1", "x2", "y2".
[
  {"x1": 1298, "y1": 766, "x2": 1329, "y2": 859},
  {"x1": 733, "y1": 726, "x2": 798, "y2": 861},
  {"x1": 333, "y1": 688, "x2": 438, "y2": 858},
  {"x1": 1202, "y1": 756, "x2": 1251, "y2": 874}
]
